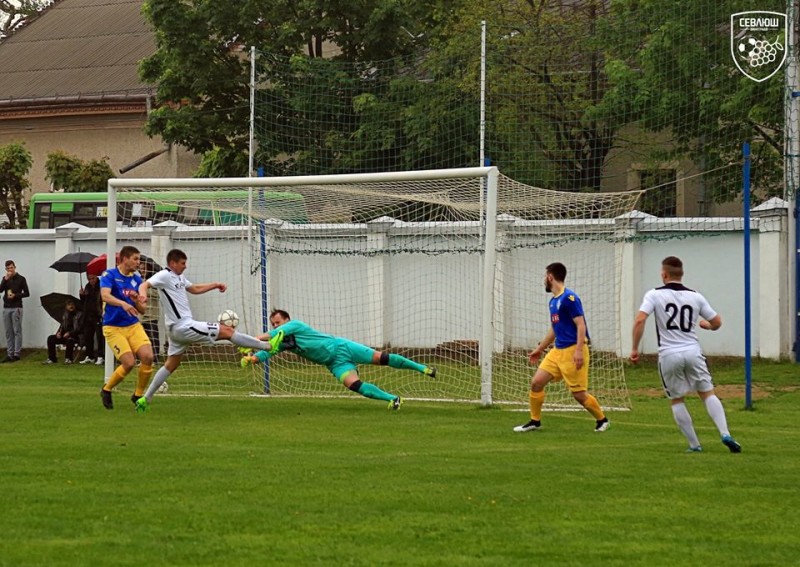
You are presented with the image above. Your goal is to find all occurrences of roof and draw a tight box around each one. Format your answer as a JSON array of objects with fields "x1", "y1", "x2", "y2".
[{"x1": 0, "y1": 0, "x2": 155, "y2": 105}]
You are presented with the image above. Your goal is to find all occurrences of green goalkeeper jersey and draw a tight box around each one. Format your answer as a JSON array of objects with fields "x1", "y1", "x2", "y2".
[{"x1": 271, "y1": 320, "x2": 340, "y2": 366}]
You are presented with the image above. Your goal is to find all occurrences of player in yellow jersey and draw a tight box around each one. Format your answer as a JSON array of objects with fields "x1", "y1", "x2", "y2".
[
  {"x1": 513, "y1": 262, "x2": 609, "y2": 433},
  {"x1": 99, "y1": 246, "x2": 154, "y2": 410}
]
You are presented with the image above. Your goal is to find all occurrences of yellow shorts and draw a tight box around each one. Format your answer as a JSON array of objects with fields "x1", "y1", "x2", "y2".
[
  {"x1": 103, "y1": 324, "x2": 151, "y2": 361},
  {"x1": 538, "y1": 344, "x2": 590, "y2": 392}
]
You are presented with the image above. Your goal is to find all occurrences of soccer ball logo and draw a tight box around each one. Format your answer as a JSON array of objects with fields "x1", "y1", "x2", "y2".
[
  {"x1": 737, "y1": 35, "x2": 783, "y2": 68},
  {"x1": 218, "y1": 309, "x2": 239, "y2": 328}
]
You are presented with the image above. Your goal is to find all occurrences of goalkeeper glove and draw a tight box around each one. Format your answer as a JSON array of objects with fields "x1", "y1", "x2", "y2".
[
  {"x1": 267, "y1": 330, "x2": 284, "y2": 355},
  {"x1": 240, "y1": 349, "x2": 272, "y2": 368}
]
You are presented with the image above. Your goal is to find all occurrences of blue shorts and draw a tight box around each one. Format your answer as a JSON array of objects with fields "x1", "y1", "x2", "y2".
[{"x1": 327, "y1": 339, "x2": 376, "y2": 381}]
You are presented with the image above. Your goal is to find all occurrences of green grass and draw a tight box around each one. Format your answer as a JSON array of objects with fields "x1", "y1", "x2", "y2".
[{"x1": 1, "y1": 352, "x2": 798, "y2": 566}]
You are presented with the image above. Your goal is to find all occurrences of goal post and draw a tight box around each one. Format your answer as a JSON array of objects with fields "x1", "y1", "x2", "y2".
[{"x1": 106, "y1": 167, "x2": 635, "y2": 409}]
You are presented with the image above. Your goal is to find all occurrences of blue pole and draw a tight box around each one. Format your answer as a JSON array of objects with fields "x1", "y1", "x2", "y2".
[
  {"x1": 257, "y1": 166, "x2": 270, "y2": 394},
  {"x1": 743, "y1": 142, "x2": 752, "y2": 410}
]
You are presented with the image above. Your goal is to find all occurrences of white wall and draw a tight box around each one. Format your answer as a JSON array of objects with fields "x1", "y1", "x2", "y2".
[{"x1": 0, "y1": 204, "x2": 792, "y2": 359}]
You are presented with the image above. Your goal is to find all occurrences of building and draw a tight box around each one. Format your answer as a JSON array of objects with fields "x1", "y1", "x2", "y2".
[{"x1": 0, "y1": 0, "x2": 200, "y2": 210}]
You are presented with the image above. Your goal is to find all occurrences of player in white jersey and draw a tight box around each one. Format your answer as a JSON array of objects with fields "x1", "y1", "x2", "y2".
[
  {"x1": 631, "y1": 256, "x2": 741, "y2": 453},
  {"x1": 133, "y1": 248, "x2": 273, "y2": 412}
]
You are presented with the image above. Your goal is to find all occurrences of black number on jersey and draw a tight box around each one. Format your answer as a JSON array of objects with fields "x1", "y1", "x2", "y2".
[{"x1": 665, "y1": 303, "x2": 693, "y2": 332}]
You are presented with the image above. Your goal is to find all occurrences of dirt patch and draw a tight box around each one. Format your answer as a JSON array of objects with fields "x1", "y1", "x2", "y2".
[{"x1": 631, "y1": 383, "x2": 785, "y2": 400}]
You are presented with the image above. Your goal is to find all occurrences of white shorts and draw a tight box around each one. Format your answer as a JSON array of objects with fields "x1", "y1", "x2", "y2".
[
  {"x1": 166, "y1": 318, "x2": 220, "y2": 356},
  {"x1": 657, "y1": 346, "x2": 714, "y2": 399}
]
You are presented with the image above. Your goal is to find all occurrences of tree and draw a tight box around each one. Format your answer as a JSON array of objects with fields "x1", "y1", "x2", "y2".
[
  {"x1": 0, "y1": 142, "x2": 31, "y2": 228},
  {"x1": 598, "y1": 0, "x2": 785, "y2": 203},
  {"x1": 0, "y1": 0, "x2": 51, "y2": 41},
  {"x1": 139, "y1": 0, "x2": 454, "y2": 177},
  {"x1": 44, "y1": 150, "x2": 115, "y2": 193}
]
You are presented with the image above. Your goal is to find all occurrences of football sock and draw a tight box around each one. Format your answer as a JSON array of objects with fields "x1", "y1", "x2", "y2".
[
  {"x1": 703, "y1": 394, "x2": 730, "y2": 437},
  {"x1": 356, "y1": 381, "x2": 397, "y2": 402},
  {"x1": 230, "y1": 332, "x2": 269, "y2": 351},
  {"x1": 530, "y1": 390, "x2": 545, "y2": 421},
  {"x1": 145, "y1": 367, "x2": 171, "y2": 402},
  {"x1": 580, "y1": 393, "x2": 605, "y2": 420},
  {"x1": 387, "y1": 353, "x2": 426, "y2": 373},
  {"x1": 671, "y1": 402, "x2": 701, "y2": 448},
  {"x1": 104, "y1": 365, "x2": 128, "y2": 391},
  {"x1": 135, "y1": 363, "x2": 153, "y2": 397},
  {"x1": 253, "y1": 350, "x2": 273, "y2": 363}
]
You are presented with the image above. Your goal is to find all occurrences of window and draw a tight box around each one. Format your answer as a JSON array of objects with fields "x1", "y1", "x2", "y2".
[{"x1": 637, "y1": 169, "x2": 677, "y2": 217}]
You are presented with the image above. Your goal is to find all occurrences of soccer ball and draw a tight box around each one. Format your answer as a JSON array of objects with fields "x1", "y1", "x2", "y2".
[
  {"x1": 157, "y1": 381, "x2": 169, "y2": 394},
  {"x1": 217, "y1": 309, "x2": 239, "y2": 328}
]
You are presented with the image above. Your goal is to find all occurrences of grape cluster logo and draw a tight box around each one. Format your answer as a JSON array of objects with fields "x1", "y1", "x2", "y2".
[{"x1": 731, "y1": 11, "x2": 787, "y2": 82}]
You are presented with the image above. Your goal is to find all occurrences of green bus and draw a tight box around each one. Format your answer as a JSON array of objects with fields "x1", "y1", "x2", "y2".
[{"x1": 27, "y1": 190, "x2": 308, "y2": 229}]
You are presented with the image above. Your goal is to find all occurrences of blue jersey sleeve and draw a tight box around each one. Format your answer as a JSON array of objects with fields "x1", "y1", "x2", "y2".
[{"x1": 562, "y1": 292, "x2": 585, "y2": 320}]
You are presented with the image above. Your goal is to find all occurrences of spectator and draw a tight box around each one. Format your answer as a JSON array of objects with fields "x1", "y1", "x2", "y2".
[
  {"x1": 78, "y1": 273, "x2": 105, "y2": 365},
  {"x1": 1, "y1": 259, "x2": 30, "y2": 363},
  {"x1": 44, "y1": 298, "x2": 82, "y2": 364}
]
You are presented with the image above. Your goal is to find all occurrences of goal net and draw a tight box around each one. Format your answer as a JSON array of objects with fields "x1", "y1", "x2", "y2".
[{"x1": 108, "y1": 168, "x2": 638, "y2": 409}]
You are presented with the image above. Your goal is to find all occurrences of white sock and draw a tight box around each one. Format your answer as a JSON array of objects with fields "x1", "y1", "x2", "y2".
[
  {"x1": 145, "y1": 367, "x2": 171, "y2": 402},
  {"x1": 230, "y1": 331, "x2": 269, "y2": 350},
  {"x1": 703, "y1": 394, "x2": 730, "y2": 437},
  {"x1": 671, "y1": 402, "x2": 701, "y2": 448}
]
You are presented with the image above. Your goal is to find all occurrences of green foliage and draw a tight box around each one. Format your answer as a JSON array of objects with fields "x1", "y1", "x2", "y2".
[
  {"x1": 195, "y1": 146, "x2": 249, "y2": 178},
  {"x1": 256, "y1": 55, "x2": 479, "y2": 176},
  {"x1": 1, "y1": 354, "x2": 798, "y2": 565},
  {"x1": 0, "y1": 141, "x2": 32, "y2": 228},
  {"x1": 0, "y1": 0, "x2": 52, "y2": 41},
  {"x1": 599, "y1": 0, "x2": 785, "y2": 202},
  {"x1": 44, "y1": 150, "x2": 115, "y2": 193},
  {"x1": 140, "y1": 0, "x2": 460, "y2": 177}
]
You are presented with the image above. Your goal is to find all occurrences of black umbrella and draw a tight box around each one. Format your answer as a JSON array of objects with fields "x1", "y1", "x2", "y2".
[
  {"x1": 50, "y1": 251, "x2": 98, "y2": 273},
  {"x1": 40, "y1": 292, "x2": 82, "y2": 324}
]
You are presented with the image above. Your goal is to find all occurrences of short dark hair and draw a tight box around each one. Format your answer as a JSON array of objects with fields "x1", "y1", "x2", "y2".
[
  {"x1": 167, "y1": 249, "x2": 187, "y2": 264},
  {"x1": 662, "y1": 256, "x2": 684, "y2": 278},
  {"x1": 119, "y1": 246, "x2": 140, "y2": 260},
  {"x1": 5, "y1": 260, "x2": 15, "y2": 268},
  {"x1": 270, "y1": 309, "x2": 291, "y2": 321},
  {"x1": 545, "y1": 262, "x2": 567, "y2": 282}
]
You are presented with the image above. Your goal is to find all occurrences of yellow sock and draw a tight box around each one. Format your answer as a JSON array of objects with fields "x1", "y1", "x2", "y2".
[
  {"x1": 104, "y1": 365, "x2": 128, "y2": 392},
  {"x1": 530, "y1": 390, "x2": 545, "y2": 421},
  {"x1": 136, "y1": 364, "x2": 153, "y2": 397},
  {"x1": 581, "y1": 393, "x2": 605, "y2": 420}
]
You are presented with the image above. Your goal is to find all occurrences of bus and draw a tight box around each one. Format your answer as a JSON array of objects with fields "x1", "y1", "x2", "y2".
[{"x1": 27, "y1": 190, "x2": 308, "y2": 229}]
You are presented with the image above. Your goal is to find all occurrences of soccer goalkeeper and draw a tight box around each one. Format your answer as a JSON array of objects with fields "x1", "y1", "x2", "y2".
[{"x1": 242, "y1": 309, "x2": 437, "y2": 409}]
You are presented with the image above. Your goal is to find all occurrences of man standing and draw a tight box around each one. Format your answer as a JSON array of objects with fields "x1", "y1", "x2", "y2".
[
  {"x1": 631, "y1": 256, "x2": 741, "y2": 453},
  {"x1": 78, "y1": 273, "x2": 104, "y2": 365},
  {"x1": 99, "y1": 246, "x2": 154, "y2": 410},
  {"x1": 0, "y1": 259, "x2": 30, "y2": 363},
  {"x1": 513, "y1": 262, "x2": 609, "y2": 433}
]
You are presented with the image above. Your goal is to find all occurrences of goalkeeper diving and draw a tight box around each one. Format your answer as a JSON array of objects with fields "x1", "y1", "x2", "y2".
[{"x1": 242, "y1": 309, "x2": 437, "y2": 409}]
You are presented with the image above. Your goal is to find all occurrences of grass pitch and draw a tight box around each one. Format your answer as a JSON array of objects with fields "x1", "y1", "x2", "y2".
[{"x1": 1, "y1": 352, "x2": 798, "y2": 566}]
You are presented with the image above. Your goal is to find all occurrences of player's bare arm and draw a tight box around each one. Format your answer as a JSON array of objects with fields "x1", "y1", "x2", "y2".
[
  {"x1": 573, "y1": 315, "x2": 587, "y2": 369},
  {"x1": 137, "y1": 280, "x2": 151, "y2": 304},
  {"x1": 187, "y1": 282, "x2": 227, "y2": 295},
  {"x1": 630, "y1": 311, "x2": 649, "y2": 363},
  {"x1": 699, "y1": 314, "x2": 722, "y2": 331},
  {"x1": 529, "y1": 328, "x2": 555, "y2": 364}
]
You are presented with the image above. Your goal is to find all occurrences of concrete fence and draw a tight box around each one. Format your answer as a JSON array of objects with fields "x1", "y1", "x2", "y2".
[{"x1": 0, "y1": 197, "x2": 792, "y2": 359}]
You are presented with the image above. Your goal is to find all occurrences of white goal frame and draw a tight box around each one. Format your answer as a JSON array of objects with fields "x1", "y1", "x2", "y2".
[{"x1": 106, "y1": 167, "x2": 501, "y2": 405}]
